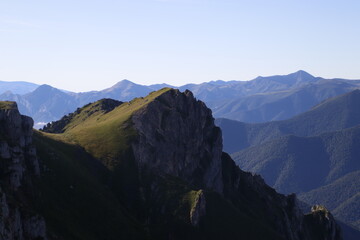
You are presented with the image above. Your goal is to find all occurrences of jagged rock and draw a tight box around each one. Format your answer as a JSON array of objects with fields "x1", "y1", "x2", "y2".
[
  {"x1": 0, "y1": 101, "x2": 47, "y2": 240},
  {"x1": 190, "y1": 190, "x2": 206, "y2": 226},
  {"x1": 130, "y1": 89, "x2": 342, "y2": 239},
  {"x1": 303, "y1": 205, "x2": 342, "y2": 240},
  {"x1": 132, "y1": 89, "x2": 223, "y2": 193}
]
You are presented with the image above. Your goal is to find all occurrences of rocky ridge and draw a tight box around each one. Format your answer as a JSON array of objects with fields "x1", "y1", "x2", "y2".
[
  {"x1": 34, "y1": 89, "x2": 344, "y2": 239},
  {"x1": 127, "y1": 89, "x2": 342, "y2": 240},
  {"x1": 131, "y1": 90, "x2": 223, "y2": 193},
  {"x1": 0, "y1": 102, "x2": 47, "y2": 240}
]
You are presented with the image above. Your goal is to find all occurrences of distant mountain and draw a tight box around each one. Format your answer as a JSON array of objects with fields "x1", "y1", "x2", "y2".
[
  {"x1": 0, "y1": 80, "x2": 39, "y2": 94},
  {"x1": 1, "y1": 70, "x2": 360, "y2": 127},
  {"x1": 168, "y1": 71, "x2": 359, "y2": 124},
  {"x1": 231, "y1": 125, "x2": 360, "y2": 231},
  {"x1": 213, "y1": 79, "x2": 360, "y2": 122},
  {"x1": 216, "y1": 90, "x2": 360, "y2": 232},
  {"x1": 300, "y1": 171, "x2": 360, "y2": 230},
  {"x1": 74, "y1": 79, "x2": 159, "y2": 106},
  {"x1": 0, "y1": 84, "x2": 77, "y2": 128},
  {"x1": 148, "y1": 83, "x2": 175, "y2": 90},
  {"x1": 0, "y1": 80, "x2": 166, "y2": 127},
  {"x1": 180, "y1": 70, "x2": 319, "y2": 105},
  {"x1": 217, "y1": 90, "x2": 360, "y2": 154}
]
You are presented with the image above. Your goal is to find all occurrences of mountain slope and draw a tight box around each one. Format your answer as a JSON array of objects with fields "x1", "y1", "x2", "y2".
[
  {"x1": 231, "y1": 123, "x2": 360, "y2": 232},
  {"x1": 213, "y1": 79, "x2": 360, "y2": 123},
  {"x1": 39, "y1": 89, "x2": 342, "y2": 240},
  {"x1": 217, "y1": 89, "x2": 360, "y2": 154},
  {"x1": 299, "y1": 171, "x2": 360, "y2": 230},
  {"x1": 33, "y1": 131, "x2": 145, "y2": 239},
  {"x1": 232, "y1": 124, "x2": 360, "y2": 191},
  {"x1": 0, "y1": 84, "x2": 77, "y2": 127}
]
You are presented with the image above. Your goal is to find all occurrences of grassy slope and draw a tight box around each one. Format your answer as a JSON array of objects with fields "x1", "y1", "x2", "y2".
[
  {"x1": 35, "y1": 88, "x2": 217, "y2": 239},
  {"x1": 44, "y1": 88, "x2": 171, "y2": 169},
  {"x1": 34, "y1": 89, "x2": 172, "y2": 238},
  {"x1": 33, "y1": 131, "x2": 145, "y2": 240}
]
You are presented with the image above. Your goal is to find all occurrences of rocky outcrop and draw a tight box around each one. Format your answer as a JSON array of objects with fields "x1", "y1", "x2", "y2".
[
  {"x1": 132, "y1": 89, "x2": 223, "y2": 193},
  {"x1": 189, "y1": 190, "x2": 206, "y2": 226},
  {"x1": 0, "y1": 102, "x2": 47, "y2": 240},
  {"x1": 222, "y1": 152, "x2": 342, "y2": 240},
  {"x1": 131, "y1": 90, "x2": 342, "y2": 240},
  {"x1": 303, "y1": 205, "x2": 342, "y2": 240}
]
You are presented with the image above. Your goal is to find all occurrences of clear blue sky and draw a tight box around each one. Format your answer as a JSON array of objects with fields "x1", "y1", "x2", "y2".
[{"x1": 1, "y1": 0, "x2": 359, "y2": 92}]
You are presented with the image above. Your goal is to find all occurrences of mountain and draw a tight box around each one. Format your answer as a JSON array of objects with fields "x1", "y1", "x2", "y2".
[
  {"x1": 300, "y1": 170, "x2": 360, "y2": 230},
  {"x1": 212, "y1": 79, "x2": 360, "y2": 122},
  {"x1": 0, "y1": 80, "x2": 165, "y2": 127},
  {"x1": 0, "y1": 84, "x2": 77, "y2": 128},
  {"x1": 232, "y1": 125, "x2": 360, "y2": 231},
  {"x1": 74, "y1": 79, "x2": 159, "y2": 106},
  {"x1": 1, "y1": 71, "x2": 360, "y2": 127},
  {"x1": 0, "y1": 89, "x2": 342, "y2": 239},
  {"x1": 180, "y1": 70, "x2": 319, "y2": 105},
  {"x1": 217, "y1": 89, "x2": 360, "y2": 154},
  {"x1": 149, "y1": 83, "x2": 175, "y2": 90},
  {"x1": 216, "y1": 90, "x2": 360, "y2": 233},
  {"x1": 0, "y1": 80, "x2": 39, "y2": 94}
]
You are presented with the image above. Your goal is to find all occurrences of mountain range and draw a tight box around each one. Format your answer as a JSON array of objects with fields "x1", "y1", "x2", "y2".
[
  {"x1": 0, "y1": 89, "x2": 342, "y2": 239},
  {"x1": 216, "y1": 90, "x2": 360, "y2": 233},
  {"x1": 2, "y1": 70, "x2": 360, "y2": 128},
  {"x1": 0, "y1": 80, "x2": 39, "y2": 94},
  {"x1": 2, "y1": 71, "x2": 360, "y2": 239}
]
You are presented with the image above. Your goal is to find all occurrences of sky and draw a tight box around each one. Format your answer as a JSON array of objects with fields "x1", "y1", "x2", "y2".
[{"x1": 1, "y1": 0, "x2": 360, "y2": 92}]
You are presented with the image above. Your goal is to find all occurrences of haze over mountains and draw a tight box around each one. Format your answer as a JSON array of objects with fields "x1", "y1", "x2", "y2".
[
  {"x1": 1, "y1": 70, "x2": 360, "y2": 129},
  {"x1": 217, "y1": 90, "x2": 360, "y2": 233},
  {"x1": 0, "y1": 80, "x2": 39, "y2": 94}
]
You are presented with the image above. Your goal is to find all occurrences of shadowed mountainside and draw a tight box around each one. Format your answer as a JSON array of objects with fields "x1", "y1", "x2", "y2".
[
  {"x1": 217, "y1": 89, "x2": 360, "y2": 154},
  {"x1": 217, "y1": 90, "x2": 360, "y2": 234}
]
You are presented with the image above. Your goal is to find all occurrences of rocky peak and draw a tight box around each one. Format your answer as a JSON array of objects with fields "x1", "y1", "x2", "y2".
[
  {"x1": 131, "y1": 89, "x2": 223, "y2": 193},
  {"x1": 0, "y1": 106, "x2": 33, "y2": 142},
  {"x1": 129, "y1": 89, "x2": 342, "y2": 239}
]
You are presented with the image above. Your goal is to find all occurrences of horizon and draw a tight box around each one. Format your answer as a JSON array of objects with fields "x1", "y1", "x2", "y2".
[
  {"x1": 1, "y1": 1, "x2": 360, "y2": 92},
  {"x1": 2, "y1": 69, "x2": 360, "y2": 93}
]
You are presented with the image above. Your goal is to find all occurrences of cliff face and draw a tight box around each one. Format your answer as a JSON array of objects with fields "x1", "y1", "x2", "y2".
[
  {"x1": 0, "y1": 102, "x2": 47, "y2": 240},
  {"x1": 131, "y1": 89, "x2": 223, "y2": 193},
  {"x1": 222, "y1": 153, "x2": 342, "y2": 240},
  {"x1": 130, "y1": 89, "x2": 342, "y2": 240}
]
